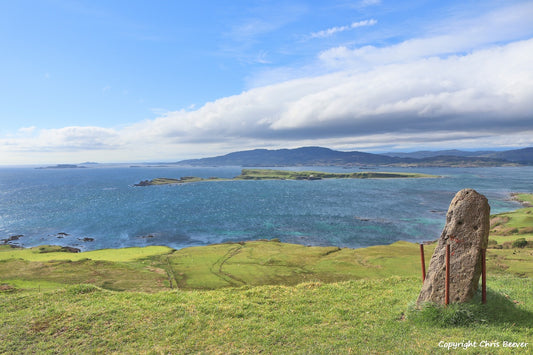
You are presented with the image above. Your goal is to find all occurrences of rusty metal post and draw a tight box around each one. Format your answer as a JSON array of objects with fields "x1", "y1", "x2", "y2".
[
  {"x1": 420, "y1": 243, "x2": 426, "y2": 282},
  {"x1": 445, "y1": 244, "x2": 450, "y2": 306},
  {"x1": 481, "y1": 248, "x2": 487, "y2": 304}
]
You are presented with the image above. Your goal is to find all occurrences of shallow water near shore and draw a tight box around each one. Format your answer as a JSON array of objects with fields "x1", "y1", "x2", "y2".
[{"x1": 0, "y1": 165, "x2": 531, "y2": 251}]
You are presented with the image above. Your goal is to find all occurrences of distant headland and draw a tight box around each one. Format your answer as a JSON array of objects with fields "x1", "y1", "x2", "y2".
[
  {"x1": 134, "y1": 168, "x2": 438, "y2": 186},
  {"x1": 36, "y1": 164, "x2": 87, "y2": 169}
]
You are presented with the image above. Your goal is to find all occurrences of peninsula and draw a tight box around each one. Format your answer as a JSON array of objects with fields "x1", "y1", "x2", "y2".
[{"x1": 134, "y1": 168, "x2": 437, "y2": 186}]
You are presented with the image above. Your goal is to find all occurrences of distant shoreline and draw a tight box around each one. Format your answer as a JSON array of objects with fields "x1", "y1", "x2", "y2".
[
  {"x1": 3, "y1": 191, "x2": 530, "y2": 254},
  {"x1": 134, "y1": 168, "x2": 438, "y2": 186},
  {"x1": 36, "y1": 164, "x2": 86, "y2": 169},
  {"x1": 510, "y1": 193, "x2": 533, "y2": 207}
]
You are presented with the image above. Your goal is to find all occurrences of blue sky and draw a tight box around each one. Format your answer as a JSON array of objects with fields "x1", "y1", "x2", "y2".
[{"x1": 1, "y1": 0, "x2": 532, "y2": 164}]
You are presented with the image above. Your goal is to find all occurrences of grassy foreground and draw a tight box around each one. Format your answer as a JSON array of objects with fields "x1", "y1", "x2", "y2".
[
  {"x1": 1, "y1": 194, "x2": 532, "y2": 353},
  {"x1": 0, "y1": 276, "x2": 531, "y2": 354}
]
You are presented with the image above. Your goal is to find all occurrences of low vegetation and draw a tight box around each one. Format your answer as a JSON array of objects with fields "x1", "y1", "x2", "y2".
[
  {"x1": 489, "y1": 193, "x2": 533, "y2": 253},
  {"x1": 1, "y1": 274, "x2": 531, "y2": 353},
  {"x1": 134, "y1": 168, "x2": 437, "y2": 185},
  {"x1": 235, "y1": 169, "x2": 436, "y2": 180},
  {"x1": 1, "y1": 194, "x2": 532, "y2": 353}
]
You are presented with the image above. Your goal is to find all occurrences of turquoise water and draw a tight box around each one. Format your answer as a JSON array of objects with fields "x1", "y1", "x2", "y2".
[{"x1": 0, "y1": 166, "x2": 531, "y2": 251}]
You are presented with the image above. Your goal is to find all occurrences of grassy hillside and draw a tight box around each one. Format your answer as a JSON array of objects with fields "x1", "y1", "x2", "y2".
[
  {"x1": 486, "y1": 194, "x2": 533, "y2": 280},
  {"x1": 1, "y1": 194, "x2": 532, "y2": 353},
  {"x1": 1, "y1": 276, "x2": 531, "y2": 354},
  {"x1": 489, "y1": 194, "x2": 533, "y2": 245},
  {"x1": 1, "y1": 238, "x2": 531, "y2": 292}
]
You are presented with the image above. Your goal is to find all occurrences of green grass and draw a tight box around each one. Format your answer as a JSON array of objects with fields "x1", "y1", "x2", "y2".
[
  {"x1": 513, "y1": 193, "x2": 533, "y2": 206},
  {"x1": 1, "y1": 275, "x2": 531, "y2": 354},
  {"x1": 150, "y1": 176, "x2": 208, "y2": 184},
  {"x1": 489, "y1": 193, "x2": 533, "y2": 249},
  {"x1": 0, "y1": 246, "x2": 174, "y2": 292},
  {"x1": 0, "y1": 258, "x2": 170, "y2": 292},
  {"x1": 235, "y1": 168, "x2": 437, "y2": 180},
  {"x1": 2, "y1": 239, "x2": 532, "y2": 292},
  {"x1": 486, "y1": 248, "x2": 533, "y2": 278},
  {"x1": 0, "y1": 245, "x2": 173, "y2": 262}
]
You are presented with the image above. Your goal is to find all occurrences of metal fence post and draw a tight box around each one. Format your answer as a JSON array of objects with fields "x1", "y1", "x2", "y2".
[
  {"x1": 420, "y1": 243, "x2": 426, "y2": 282},
  {"x1": 481, "y1": 248, "x2": 487, "y2": 304},
  {"x1": 445, "y1": 244, "x2": 450, "y2": 306}
]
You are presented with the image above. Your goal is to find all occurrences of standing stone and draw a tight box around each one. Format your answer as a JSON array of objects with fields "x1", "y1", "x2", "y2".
[{"x1": 417, "y1": 189, "x2": 490, "y2": 305}]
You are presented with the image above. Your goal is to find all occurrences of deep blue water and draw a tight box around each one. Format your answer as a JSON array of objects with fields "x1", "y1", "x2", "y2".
[{"x1": 0, "y1": 165, "x2": 531, "y2": 251}]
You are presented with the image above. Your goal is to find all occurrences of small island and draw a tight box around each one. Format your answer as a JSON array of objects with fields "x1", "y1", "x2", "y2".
[
  {"x1": 134, "y1": 168, "x2": 438, "y2": 186},
  {"x1": 36, "y1": 164, "x2": 86, "y2": 169}
]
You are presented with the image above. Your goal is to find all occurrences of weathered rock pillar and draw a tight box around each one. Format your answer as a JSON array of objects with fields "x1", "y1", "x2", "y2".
[{"x1": 417, "y1": 189, "x2": 490, "y2": 305}]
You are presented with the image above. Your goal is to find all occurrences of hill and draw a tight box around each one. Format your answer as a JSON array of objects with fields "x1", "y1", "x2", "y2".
[
  {"x1": 177, "y1": 146, "x2": 399, "y2": 166},
  {"x1": 486, "y1": 147, "x2": 533, "y2": 164},
  {"x1": 385, "y1": 149, "x2": 497, "y2": 159},
  {"x1": 385, "y1": 147, "x2": 533, "y2": 165},
  {"x1": 175, "y1": 146, "x2": 526, "y2": 167}
]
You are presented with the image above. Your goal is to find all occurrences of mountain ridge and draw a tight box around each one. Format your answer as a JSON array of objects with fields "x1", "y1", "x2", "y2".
[{"x1": 175, "y1": 146, "x2": 532, "y2": 167}]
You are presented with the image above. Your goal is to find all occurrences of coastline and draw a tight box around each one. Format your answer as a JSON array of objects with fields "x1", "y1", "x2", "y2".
[
  {"x1": 510, "y1": 192, "x2": 533, "y2": 207},
  {"x1": 134, "y1": 168, "x2": 439, "y2": 186},
  {"x1": 3, "y1": 191, "x2": 531, "y2": 254}
]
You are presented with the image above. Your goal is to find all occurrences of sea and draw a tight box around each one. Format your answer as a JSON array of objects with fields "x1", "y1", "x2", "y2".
[{"x1": 0, "y1": 165, "x2": 531, "y2": 251}]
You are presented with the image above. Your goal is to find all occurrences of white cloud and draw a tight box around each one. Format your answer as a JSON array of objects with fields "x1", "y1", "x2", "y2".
[
  {"x1": 6, "y1": 126, "x2": 120, "y2": 153},
  {"x1": 2, "y1": 38, "x2": 532, "y2": 163},
  {"x1": 133, "y1": 39, "x2": 533, "y2": 143},
  {"x1": 2, "y1": 2, "x2": 533, "y2": 164},
  {"x1": 317, "y1": 2, "x2": 533, "y2": 70},
  {"x1": 358, "y1": 0, "x2": 381, "y2": 7},
  {"x1": 310, "y1": 19, "x2": 377, "y2": 39},
  {"x1": 0, "y1": 126, "x2": 124, "y2": 164},
  {"x1": 18, "y1": 126, "x2": 37, "y2": 135}
]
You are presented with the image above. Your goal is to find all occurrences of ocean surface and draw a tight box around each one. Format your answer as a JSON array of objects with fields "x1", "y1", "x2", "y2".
[{"x1": 0, "y1": 165, "x2": 531, "y2": 251}]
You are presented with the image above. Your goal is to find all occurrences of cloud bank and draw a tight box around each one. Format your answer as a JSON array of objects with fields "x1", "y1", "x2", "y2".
[
  {"x1": 124, "y1": 38, "x2": 533, "y2": 144},
  {"x1": 1, "y1": 2, "x2": 533, "y2": 164}
]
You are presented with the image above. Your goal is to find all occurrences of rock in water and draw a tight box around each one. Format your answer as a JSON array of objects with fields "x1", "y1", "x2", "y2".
[{"x1": 417, "y1": 189, "x2": 490, "y2": 305}]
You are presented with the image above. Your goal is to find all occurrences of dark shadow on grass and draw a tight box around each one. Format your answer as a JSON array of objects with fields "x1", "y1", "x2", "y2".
[
  {"x1": 409, "y1": 288, "x2": 533, "y2": 328},
  {"x1": 471, "y1": 288, "x2": 533, "y2": 328}
]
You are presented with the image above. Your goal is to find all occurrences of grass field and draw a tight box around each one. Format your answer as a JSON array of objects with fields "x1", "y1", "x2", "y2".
[
  {"x1": 489, "y1": 193, "x2": 533, "y2": 248},
  {"x1": 1, "y1": 276, "x2": 531, "y2": 354},
  {"x1": 1, "y1": 194, "x2": 532, "y2": 353},
  {"x1": 1, "y1": 238, "x2": 531, "y2": 292}
]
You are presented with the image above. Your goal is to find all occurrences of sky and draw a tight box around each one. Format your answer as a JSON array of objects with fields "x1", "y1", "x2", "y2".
[{"x1": 1, "y1": 0, "x2": 532, "y2": 164}]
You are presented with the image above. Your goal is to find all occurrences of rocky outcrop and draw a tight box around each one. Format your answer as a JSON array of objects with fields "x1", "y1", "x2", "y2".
[
  {"x1": 134, "y1": 180, "x2": 152, "y2": 186},
  {"x1": 417, "y1": 189, "x2": 490, "y2": 305},
  {"x1": 61, "y1": 246, "x2": 81, "y2": 253},
  {"x1": 2, "y1": 235, "x2": 23, "y2": 243}
]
